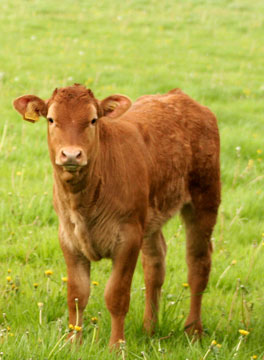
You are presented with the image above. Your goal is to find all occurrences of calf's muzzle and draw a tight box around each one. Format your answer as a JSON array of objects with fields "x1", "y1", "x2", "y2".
[{"x1": 56, "y1": 147, "x2": 87, "y2": 170}]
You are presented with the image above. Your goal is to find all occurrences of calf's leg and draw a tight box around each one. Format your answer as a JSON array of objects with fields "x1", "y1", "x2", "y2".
[
  {"x1": 104, "y1": 224, "x2": 141, "y2": 347},
  {"x1": 181, "y1": 203, "x2": 218, "y2": 335},
  {"x1": 141, "y1": 231, "x2": 167, "y2": 334},
  {"x1": 61, "y1": 243, "x2": 90, "y2": 338}
]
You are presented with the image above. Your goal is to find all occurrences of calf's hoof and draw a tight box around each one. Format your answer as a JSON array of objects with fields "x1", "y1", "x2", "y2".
[
  {"x1": 67, "y1": 330, "x2": 83, "y2": 345},
  {"x1": 143, "y1": 318, "x2": 156, "y2": 336},
  {"x1": 184, "y1": 318, "x2": 203, "y2": 339}
]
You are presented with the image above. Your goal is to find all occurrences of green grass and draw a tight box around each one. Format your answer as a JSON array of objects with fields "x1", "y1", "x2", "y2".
[{"x1": 1, "y1": 0, "x2": 264, "y2": 358}]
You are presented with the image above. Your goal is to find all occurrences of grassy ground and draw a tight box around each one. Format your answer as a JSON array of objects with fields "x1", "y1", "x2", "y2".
[{"x1": 1, "y1": 0, "x2": 264, "y2": 359}]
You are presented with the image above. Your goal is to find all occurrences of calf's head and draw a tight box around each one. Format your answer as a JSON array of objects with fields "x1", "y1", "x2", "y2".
[{"x1": 13, "y1": 84, "x2": 131, "y2": 179}]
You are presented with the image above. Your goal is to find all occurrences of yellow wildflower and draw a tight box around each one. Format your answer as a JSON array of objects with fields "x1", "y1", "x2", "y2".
[
  {"x1": 9, "y1": 333, "x2": 14, "y2": 337},
  {"x1": 7, "y1": 326, "x2": 11, "y2": 331},
  {"x1": 91, "y1": 317, "x2": 98, "y2": 324},
  {"x1": 216, "y1": 344, "x2": 222, "y2": 348},
  {"x1": 243, "y1": 89, "x2": 251, "y2": 96},
  {"x1": 257, "y1": 158, "x2": 262, "y2": 162},
  {"x1": 92, "y1": 281, "x2": 99, "y2": 286},
  {"x1": 182, "y1": 283, "x2": 189, "y2": 288},
  {"x1": 7, "y1": 269, "x2": 12, "y2": 273},
  {"x1": 251, "y1": 355, "x2": 258, "y2": 359},
  {"x1": 69, "y1": 324, "x2": 74, "y2": 330},
  {"x1": 239, "y1": 329, "x2": 249, "y2": 336},
  {"x1": 6, "y1": 276, "x2": 12, "y2": 282},
  {"x1": 257, "y1": 149, "x2": 262, "y2": 154},
  {"x1": 211, "y1": 340, "x2": 217, "y2": 346},
  {"x1": 45, "y1": 270, "x2": 53, "y2": 276},
  {"x1": 16, "y1": 171, "x2": 22, "y2": 176},
  {"x1": 74, "y1": 325, "x2": 82, "y2": 332},
  {"x1": 61, "y1": 277, "x2": 68, "y2": 283},
  {"x1": 38, "y1": 302, "x2": 44, "y2": 308},
  {"x1": 33, "y1": 283, "x2": 39, "y2": 288},
  {"x1": 231, "y1": 260, "x2": 237, "y2": 265},
  {"x1": 11, "y1": 284, "x2": 16, "y2": 290}
]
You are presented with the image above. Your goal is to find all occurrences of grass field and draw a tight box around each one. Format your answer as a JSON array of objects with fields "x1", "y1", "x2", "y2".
[{"x1": 1, "y1": 0, "x2": 264, "y2": 359}]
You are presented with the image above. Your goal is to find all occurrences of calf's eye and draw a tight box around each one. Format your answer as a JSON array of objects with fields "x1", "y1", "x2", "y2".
[
  {"x1": 48, "y1": 118, "x2": 54, "y2": 124},
  {"x1": 91, "y1": 118, "x2": 97, "y2": 125}
]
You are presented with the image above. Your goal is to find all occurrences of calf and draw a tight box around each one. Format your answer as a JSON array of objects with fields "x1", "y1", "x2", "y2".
[{"x1": 13, "y1": 84, "x2": 221, "y2": 346}]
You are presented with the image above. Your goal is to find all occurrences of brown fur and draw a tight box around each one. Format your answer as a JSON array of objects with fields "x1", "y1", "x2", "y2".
[{"x1": 13, "y1": 84, "x2": 221, "y2": 346}]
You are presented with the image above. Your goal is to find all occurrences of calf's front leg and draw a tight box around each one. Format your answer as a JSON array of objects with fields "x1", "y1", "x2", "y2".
[
  {"x1": 60, "y1": 241, "x2": 90, "y2": 339},
  {"x1": 104, "y1": 224, "x2": 141, "y2": 347}
]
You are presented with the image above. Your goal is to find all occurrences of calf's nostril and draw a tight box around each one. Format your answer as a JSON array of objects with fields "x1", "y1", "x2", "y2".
[
  {"x1": 76, "y1": 151, "x2": 82, "y2": 159},
  {"x1": 61, "y1": 150, "x2": 67, "y2": 158}
]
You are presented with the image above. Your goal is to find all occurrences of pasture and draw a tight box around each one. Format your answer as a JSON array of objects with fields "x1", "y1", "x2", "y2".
[{"x1": 0, "y1": 0, "x2": 264, "y2": 359}]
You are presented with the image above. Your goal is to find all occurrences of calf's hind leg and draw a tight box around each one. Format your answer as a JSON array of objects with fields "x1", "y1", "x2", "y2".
[
  {"x1": 141, "y1": 231, "x2": 167, "y2": 334},
  {"x1": 181, "y1": 203, "x2": 218, "y2": 335}
]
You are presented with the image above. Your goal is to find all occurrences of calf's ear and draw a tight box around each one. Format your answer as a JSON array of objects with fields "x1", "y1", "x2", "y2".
[
  {"x1": 13, "y1": 95, "x2": 47, "y2": 123},
  {"x1": 100, "y1": 94, "x2": 132, "y2": 118}
]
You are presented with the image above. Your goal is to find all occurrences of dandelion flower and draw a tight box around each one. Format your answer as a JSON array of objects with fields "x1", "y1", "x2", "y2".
[
  {"x1": 257, "y1": 149, "x2": 262, "y2": 154},
  {"x1": 33, "y1": 283, "x2": 39, "y2": 288},
  {"x1": 16, "y1": 171, "x2": 22, "y2": 176},
  {"x1": 239, "y1": 329, "x2": 249, "y2": 336},
  {"x1": 92, "y1": 281, "x2": 99, "y2": 286},
  {"x1": 69, "y1": 324, "x2": 74, "y2": 330},
  {"x1": 182, "y1": 282, "x2": 189, "y2": 288},
  {"x1": 231, "y1": 260, "x2": 237, "y2": 265},
  {"x1": 74, "y1": 325, "x2": 82, "y2": 332},
  {"x1": 251, "y1": 355, "x2": 258, "y2": 359},
  {"x1": 211, "y1": 340, "x2": 217, "y2": 346},
  {"x1": 91, "y1": 317, "x2": 98, "y2": 324},
  {"x1": 7, "y1": 269, "x2": 11, "y2": 273},
  {"x1": 38, "y1": 302, "x2": 44, "y2": 308},
  {"x1": 61, "y1": 277, "x2": 68, "y2": 283},
  {"x1": 216, "y1": 344, "x2": 222, "y2": 348},
  {"x1": 45, "y1": 270, "x2": 53, "y2": 276},
  {"x1": 6, "y1": 276, "x2": 12, "y2": 282}
]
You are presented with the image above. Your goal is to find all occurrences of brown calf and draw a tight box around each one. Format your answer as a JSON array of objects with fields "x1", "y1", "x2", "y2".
[{"x1": 13, "y1": 84, "x2": 221, "y2": 346}]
